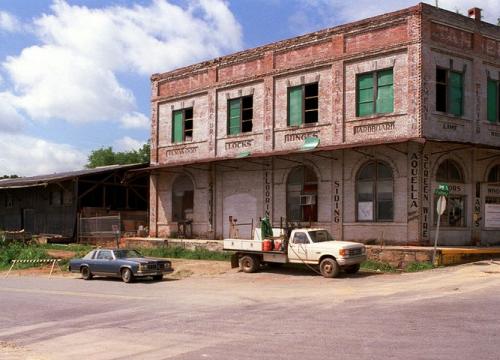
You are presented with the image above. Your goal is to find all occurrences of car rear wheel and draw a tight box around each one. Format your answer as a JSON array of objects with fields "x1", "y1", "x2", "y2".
[
  {"x1": 121, "y1": 268, "x2": 134, "y2": 283},
  {"x1": 152, "y1": 274, "x2": 163, "y2": 281},
  {"x1": 81, "y1": 266, "x2": 93, "y2": 280},
  {"x1": 319, "y1": 257, "x2": 340, "y2": 278}
]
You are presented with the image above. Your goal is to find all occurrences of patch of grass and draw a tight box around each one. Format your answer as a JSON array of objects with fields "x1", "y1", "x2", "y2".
[
  {"x1": 404, "y1": 261, "x2": 434, "y2": 272},
  {"x1": 141, "y1": 246, "x2": 231, "y2": 261},
  {"x1": 360, "y1": 260, "x2": 397, "y2": 273},
  {"x1": 0, "y1": 242, "x2": 49, "y2": 271}
]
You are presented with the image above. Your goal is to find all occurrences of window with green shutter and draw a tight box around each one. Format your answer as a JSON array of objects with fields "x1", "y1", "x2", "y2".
[
  {"x1": 356, "y1": 68, "x2": 394, "y2": 117},
  {"x1": 435, "y1": 67, "x2": 464, "y2": 116},
  {"x1": 288, "y1": 83, "x2": 318, "y2": 126},
  {"x1": 487, "y1": 78, "x2": 499, "y2": 123},
  {"x1": 227, "y1": 96, "x2": 253, "y2": 135},
  {"x1": 172, "y1": 108, "x2": 193, "y2": 143}
]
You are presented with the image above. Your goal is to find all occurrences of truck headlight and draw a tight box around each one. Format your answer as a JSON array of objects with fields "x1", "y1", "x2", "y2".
[{"x1": 339, "y1": 249, "x2": 348, "y2": 256}]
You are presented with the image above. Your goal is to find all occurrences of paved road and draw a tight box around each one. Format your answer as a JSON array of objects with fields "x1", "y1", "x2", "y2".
[{"x1": 1, "y1": 262, "x2": 500, "y2": 360}]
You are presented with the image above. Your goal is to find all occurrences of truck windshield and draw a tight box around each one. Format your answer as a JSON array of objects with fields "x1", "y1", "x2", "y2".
[{"x1": 308, "y1": 230, "x2": 333, "y2": 243}]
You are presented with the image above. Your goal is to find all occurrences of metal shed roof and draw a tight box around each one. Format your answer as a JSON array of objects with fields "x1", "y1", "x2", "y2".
[{"x1": 0, "y1": 163, "x2": 148, "y2": 189}]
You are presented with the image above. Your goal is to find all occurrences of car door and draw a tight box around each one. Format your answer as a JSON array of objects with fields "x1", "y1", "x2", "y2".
[
  {"x1": 288, "y1": 231, "x2": 310, "y2": 261},
  {"x1": 94, "y1": 250, "x2": 115, "y2": 274}
]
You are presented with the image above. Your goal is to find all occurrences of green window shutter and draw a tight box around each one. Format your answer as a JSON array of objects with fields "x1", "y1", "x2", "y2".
[
  {"x1": 288, "y1": 87, "x2": 303, "y2": 126},
  {"x1": 228, "y1": 99, "x2": 241, "y2": 135},
  {"x1": 376, "y1": 69, "x2": 394, "y2": 114},
  {"x1": 487, "y1": 79, "x2": 498, "y2": 123},
  {"x1": 357, "y1": 73, "x2": 374, "y2": 116},
  {"x1": 449, "y1": 72, "x2": 463, "y2": 116},
  {"x1": 173, "y1": 110, "x2": 183, "y2": 143}
]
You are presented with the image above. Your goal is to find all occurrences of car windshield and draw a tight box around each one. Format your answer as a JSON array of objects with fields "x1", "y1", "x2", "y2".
[
  {"x1": 114, "y1": 249, "x2": 143, "y2": 259},
  {"x1": 308, "y1": 230, "x2": 334, "y2": 243}
]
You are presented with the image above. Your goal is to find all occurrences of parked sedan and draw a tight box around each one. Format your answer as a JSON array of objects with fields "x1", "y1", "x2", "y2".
[{"x1": 69, "y1": 249, "x2": 173, "y2": 283}]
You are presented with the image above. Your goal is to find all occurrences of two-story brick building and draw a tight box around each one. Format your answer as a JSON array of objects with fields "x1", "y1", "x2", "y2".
[{"x1": 147, "y1": 3, "x2": 500, "y2": 246}]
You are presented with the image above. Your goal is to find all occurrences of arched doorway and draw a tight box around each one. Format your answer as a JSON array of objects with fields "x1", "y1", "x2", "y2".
[
  {"x1": 286, "y1": 166, "x2": 318, "y2": 222},
  {"x1": 172, "y1": 175, "x2": 194, "y2": 222}
]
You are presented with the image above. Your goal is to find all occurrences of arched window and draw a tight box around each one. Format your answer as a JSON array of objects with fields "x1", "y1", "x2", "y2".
[
  {"x1": 435, "y1": 159, "x2": 465, "y2": 227},
  {"x1": 436, "y1": 159, "x2": 463, "y2": 183},
  {"x1": 488, "y1": 165, "x2": 500, "y2": 182},
  {"x1": 356, "y1": 161, "x2": 393, "y2": 222},
  {"x1": 172, "y1": 175, "x2": 194, "y2": 222},
  {"x1": 286, "y1": 166, "x2": 318, "y2": 222}
]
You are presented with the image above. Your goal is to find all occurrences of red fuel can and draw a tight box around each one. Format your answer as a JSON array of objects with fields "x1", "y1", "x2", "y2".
[{"x1": 262, "y1": 239, "x2": 273, "y2": 251}]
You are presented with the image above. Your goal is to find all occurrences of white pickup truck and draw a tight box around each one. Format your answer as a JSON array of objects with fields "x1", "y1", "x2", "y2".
[{"x1": 224, "y1": 228, "x2": 366, "y2": 278}]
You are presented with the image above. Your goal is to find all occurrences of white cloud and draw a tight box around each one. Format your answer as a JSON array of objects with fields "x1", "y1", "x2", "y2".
[
  {"x1": 114, "y1": 136, "x2": 144, "y2": 152},
  {"x1": 0, "y1": 11, "x2": 20, "y2": 32},
  {"x1": 292, "y1": 0, "x2": 498, "y2": 32},
  {"x1": 0, "y1": 92, "x2": 25, "y2": 133},
  {"x1": 1, "y1": 0, "x2": 242, "y2": 124},
  {"x1": 120, "y1": 112, "x2": 150, "y2": 129},
  {"x1": 0, "y1": 133, "x2": 86, "y2": 176}
]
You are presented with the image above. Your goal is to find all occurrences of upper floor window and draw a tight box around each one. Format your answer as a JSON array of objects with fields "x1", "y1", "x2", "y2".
[
  {"x1": 357, "y1": 68, "x2": 394, "y2": 117},
  {"x1": 487, "y1": 78, "x2": 499, "y2": 124},
  {"x1": 356, "y1": 161, "x2": 393, "y2": 222},
  {"x1": 288, "y1": 83, "x2": 318, "y2": 126},
  {"x1": 228, "y1": 96, "x2": 253, "y2": 135},
  {"x1": 172, "y1": 108, "x2": 193, "y2": 143},
  {"x1": 436, "y1": 68, "x2": 463, "y2": 116}
]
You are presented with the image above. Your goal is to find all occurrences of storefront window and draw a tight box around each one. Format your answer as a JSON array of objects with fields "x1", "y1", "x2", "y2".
[
  {"x1": 356, "y1": 161, "x2": 393, "y2": 222},
  {"x1": 434, "y1": 195, "x2": 466, "y2": 227},
  {"x1": 488, "y1": 165, "x2": 500, "y2": 182},
  {"x1": 172, "y1": 175, "x2": 194, "y2": 222},
  {"x1": 434, "y1": 159, "x2": 465, "y2": 227},
  {"x1": 286, "y1": 166, "x2": 318, "y2": 222}
]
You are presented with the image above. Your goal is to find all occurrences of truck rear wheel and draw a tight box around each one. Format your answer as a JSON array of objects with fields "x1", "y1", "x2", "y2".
[
  {"x1": 319, "y1": 258, "x2": 340, "y2": 278},
  {"x1": 240, "y1": 255, "x2": 260, "y2": 273},
  {"x1": 344, "y1": 264, "x2": 360, "y2": 274}
]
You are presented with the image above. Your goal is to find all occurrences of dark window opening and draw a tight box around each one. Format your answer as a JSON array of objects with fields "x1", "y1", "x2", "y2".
[
  {"x1": 488, "y1": 165, "x2": 500, "y2": 183},
  {"x1": 228, "y1": 95, "x2": 253, "y2": 135},
  {"x1": 436, "y1": 159, "x2": 464, "y2": 183},
  {"x1": 288, "y1": 83, "x2": 319, "y2": 126},
  {"x1": 435, "y1": 67, "x2": 463, "y2": 116},
  {"x1": 172, "y1": 108, "x2": 193, "y2": 143},
  {"x1": 172, "y1": 175, "x2": 194, "y2": 222}
]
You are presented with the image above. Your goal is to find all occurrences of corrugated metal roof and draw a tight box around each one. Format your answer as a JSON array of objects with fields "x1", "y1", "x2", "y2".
[{"x1": 0, "y1": 163, "x2": 148, "y2": 189}]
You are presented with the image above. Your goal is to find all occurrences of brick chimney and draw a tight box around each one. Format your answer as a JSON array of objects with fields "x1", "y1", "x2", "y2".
[{"x1": 467, "y1": 7, "x2": 481, "y2": 22}]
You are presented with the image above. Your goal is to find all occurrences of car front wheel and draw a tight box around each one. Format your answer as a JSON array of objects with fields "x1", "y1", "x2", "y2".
[
  {"x1": 81, "y1": 266, "x2": 93, "y2": 280},
  {"x1": 121, "y1": 268, "x2": 134, "y2": 283}
]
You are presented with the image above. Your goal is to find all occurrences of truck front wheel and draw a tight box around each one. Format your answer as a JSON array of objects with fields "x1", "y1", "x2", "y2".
[
  {"x1": 319, "y1": 258, "x2": 340, "y2": 278},
  {"x1": 240, "y1": 255, "x2": 260, "y2": 273}
]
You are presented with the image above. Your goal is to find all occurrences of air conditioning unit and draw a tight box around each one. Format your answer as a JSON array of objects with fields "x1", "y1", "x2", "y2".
[{"x1": 300, "y1": 195, "x2": 316, "y2": 205}]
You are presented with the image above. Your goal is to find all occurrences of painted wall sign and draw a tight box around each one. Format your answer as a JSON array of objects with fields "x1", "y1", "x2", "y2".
[
  {"x1": 225, "y1": 139, "x2": 253, "y2": 150},
  {"x1": 353, "y1": 121, "x2": 395, "y2": 135},
  {"x1": 421, "y1": 153, "x2": 430, "y2": 241},
  {"x1": 409, "y1": 152, "x2": 419, "y2": 209},
  {"x1": 333, "y1": 180, "x2": 341, "y2": 223},
  {"x1": 442, "y1": 122, "x2": 457, "y2": 130},
  {"x1": 485, "y1": 204, "x2": 500, "y2": 228},
  {"x1": 166, "y1": 146, "x2": 198, "y2": 156},
  {"x1": 487, "y1": 186, "x2": 500, "y2": 195},
  {"x1": 490, "y1": 131, "x2": 500, "y2": 138},
  {"x1": 284, "y1": 131, "x2": 319, "y2": 143},
  {"x1": 264, "y1": 168, "x2": 272, "y2": 219}
]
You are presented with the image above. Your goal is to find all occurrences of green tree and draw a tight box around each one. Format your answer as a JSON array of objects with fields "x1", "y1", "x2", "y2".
[
  {"x1": 86, "y1": 143, "x2": 150, "y2": 168},
  {"x1": 0, "y1": 175, "x2": 20, "y2": 179}
]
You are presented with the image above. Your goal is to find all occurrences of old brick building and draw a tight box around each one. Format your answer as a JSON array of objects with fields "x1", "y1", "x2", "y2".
[{"x1": 148, "y1": 3, "x2": 500, "y2": 246}]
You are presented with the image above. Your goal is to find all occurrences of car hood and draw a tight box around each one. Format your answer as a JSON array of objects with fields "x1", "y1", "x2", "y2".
[{"x1": 123, "y1": 257, "x2": 167, "y2": 264}]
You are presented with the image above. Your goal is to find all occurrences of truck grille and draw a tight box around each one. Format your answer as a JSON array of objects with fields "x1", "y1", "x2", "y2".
[{"x1": 349, "y1": 248, "x2": 362, "y2": 256}]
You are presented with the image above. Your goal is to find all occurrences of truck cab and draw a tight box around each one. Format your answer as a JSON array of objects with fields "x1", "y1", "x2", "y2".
[{"x1": 224, "y1": 228, "x2": 366, "y2": 278}]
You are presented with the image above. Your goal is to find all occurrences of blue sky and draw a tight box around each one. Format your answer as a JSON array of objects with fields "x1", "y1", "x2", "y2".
[{"x1": 0, "y1": 0, "x2": 497, "y2": 176}]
